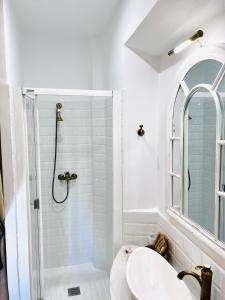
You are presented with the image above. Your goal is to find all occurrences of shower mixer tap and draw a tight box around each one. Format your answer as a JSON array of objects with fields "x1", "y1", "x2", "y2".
[{"x1": 58, "y1": 172, "x2": 77, "y2": 181}]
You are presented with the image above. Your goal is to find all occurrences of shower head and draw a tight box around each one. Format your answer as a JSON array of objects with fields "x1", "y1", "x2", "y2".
[{"x1": 56, "y1": 103, "x2": 63, "y2": 121}]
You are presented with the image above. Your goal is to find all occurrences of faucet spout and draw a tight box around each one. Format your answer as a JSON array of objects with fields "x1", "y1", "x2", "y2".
[
  {"x1": 177, "y1": 265, "x2": 212, "y2": 300},
  {"x1": 177, "y1": 270, "x2": 202, "y2": 286}
]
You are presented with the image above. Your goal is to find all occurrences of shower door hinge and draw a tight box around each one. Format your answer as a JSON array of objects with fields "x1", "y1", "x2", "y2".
[{"x1": 34, "y1": 199, "x2": 40, "y2": 210}]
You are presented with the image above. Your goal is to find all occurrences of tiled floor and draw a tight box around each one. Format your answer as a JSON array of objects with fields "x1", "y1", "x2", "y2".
[{"x1": 44, "y1": 263, "x2": 111, "y2": 300}]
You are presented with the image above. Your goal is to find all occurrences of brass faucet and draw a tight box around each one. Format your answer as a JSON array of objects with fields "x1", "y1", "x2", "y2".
[{"x1": 177, "y1": 265, "x2": 212, "y2": 300}]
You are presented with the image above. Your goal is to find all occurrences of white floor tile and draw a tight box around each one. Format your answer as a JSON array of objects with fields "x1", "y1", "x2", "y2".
[{"x1": 44, "y1": 263, "x2": 111, "y2": 300}]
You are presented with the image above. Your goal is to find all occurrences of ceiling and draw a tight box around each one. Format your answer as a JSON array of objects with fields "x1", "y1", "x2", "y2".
[{"x1": 11, "y1": 0, "x2": 121, "y2": 38}]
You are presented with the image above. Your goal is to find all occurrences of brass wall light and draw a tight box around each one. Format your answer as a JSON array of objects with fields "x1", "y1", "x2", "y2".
[{"x1": 168, "y1": 30, "x2": 203, "y2": 56}]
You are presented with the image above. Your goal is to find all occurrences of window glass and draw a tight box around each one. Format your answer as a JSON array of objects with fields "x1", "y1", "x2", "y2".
[
  {"x1": 172, "y1": 176, "x2": 181, "y2": 212},
  {"x1": 183, "y1": 88, "x2": 216, "y2": 234},
  {"x1": 172, "y1": 140, "x2": 181, "y2": 175},
  {"x1": 184, "y1": 59, "x2": 222, "y2": 90},
  {"x1": 171, "y1": 58, "x2": 225, "y2": 243},
  {"x1": 172, "y1": 86, "x2": 185, "y2": 136}
]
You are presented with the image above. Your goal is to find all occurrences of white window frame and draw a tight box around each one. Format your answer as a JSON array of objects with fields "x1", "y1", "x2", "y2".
[{"x1": 168, "y1": 44, "x2": 225, "y2": 253}]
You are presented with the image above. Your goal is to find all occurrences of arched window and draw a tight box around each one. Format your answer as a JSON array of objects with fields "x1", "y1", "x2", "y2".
[{"x1": 170, "y1": 57, "x2": 225, "y2": 246}]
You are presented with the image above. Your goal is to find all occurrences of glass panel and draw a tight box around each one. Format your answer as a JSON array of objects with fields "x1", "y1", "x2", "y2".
[
  {"x1": 183, "y1": 88, "x2": 216, "y2": 234},
  {"x1": 172, "y1": 140, "x2": 181, "y2": 175},
  {"x1": 172, "y1": 176, "x2": 181, "y2": 212},
  {"x1": 172, "y1": 86, "x2": 185, "y2": 136},
  {"x1": 217, "y1": 75, "x2": 225, "y2": 140},
  {"x1": 184, "y1": 59, "x2": 222, "y2": 90},
  {"x1": 219, "y1": 197, "x2": 225, "y2": 243},
  {"x1": 37, "y1": 94, "x2": 113, "y2": 298}
]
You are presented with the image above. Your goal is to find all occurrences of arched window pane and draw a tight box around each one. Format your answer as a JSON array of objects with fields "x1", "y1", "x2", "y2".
[
  {"x1": 183, "y1": 88, "x2": 216, "y2": 234},
  {"x1": 172, "y1": 176, "x2": 181, "y2": 212},
  {"x1": 172, "y1": 86, "x2": 185, "y2": 136},
  {"x1": 172, "y1": 140, "x2": 180, "y2": 175},
  {"x1": 184, "y1": 59, "x2": 222, "y2": 90}
]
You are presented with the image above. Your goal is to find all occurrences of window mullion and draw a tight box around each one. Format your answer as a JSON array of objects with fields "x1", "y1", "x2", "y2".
[
  {"x1": 214, "y1": 87, "x2": 222, "y2": 239},
  {"x1": 180, "y1": 80, "x2": 189, "y2": 96}
]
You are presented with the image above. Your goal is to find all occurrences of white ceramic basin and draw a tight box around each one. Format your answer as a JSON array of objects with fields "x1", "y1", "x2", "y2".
[{"x1": 126, "y1": 247, "x2": 193, "y2": 300}]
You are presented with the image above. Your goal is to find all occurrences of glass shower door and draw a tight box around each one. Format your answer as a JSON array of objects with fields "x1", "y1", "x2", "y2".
[{"x1": 24, "y1": 96, "x2": 42, "y2": 300}]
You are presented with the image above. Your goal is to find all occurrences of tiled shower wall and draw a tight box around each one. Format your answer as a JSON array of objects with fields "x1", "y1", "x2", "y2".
[
  {"x1": 38, "y1": 95, "x2": 112, "y2": 270},
  {"x1": 92, "y1": 97, "x2": 113, "y2": 272}
]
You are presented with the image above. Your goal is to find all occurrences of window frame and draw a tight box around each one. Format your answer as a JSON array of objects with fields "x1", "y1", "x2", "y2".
[{"x1": 168, "y1": 47, "x2": 225, "y2": 250}]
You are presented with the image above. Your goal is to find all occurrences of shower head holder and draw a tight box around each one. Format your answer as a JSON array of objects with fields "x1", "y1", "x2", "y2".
[{"x1": 56, "y1": 103, "x2": 62, "y2": 109}]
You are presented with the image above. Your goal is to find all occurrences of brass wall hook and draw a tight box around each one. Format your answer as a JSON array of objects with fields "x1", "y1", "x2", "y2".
[{"x1": 137, "y1": 125, "x2": 145, "y2": 136}]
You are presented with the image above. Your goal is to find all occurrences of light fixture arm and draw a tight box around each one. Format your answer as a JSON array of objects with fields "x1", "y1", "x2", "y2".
[{"x1": 168, "y1": 30, "x2": 204, "y2": 56}]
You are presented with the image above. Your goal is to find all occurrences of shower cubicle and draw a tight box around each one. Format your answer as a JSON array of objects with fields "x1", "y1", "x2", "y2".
[{"x1": 23, "y1": 88, "x2": 122, "y2": 300}]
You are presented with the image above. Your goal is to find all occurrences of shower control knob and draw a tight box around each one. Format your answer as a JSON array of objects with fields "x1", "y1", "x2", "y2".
[
  {"x1": 56, "y1": 103, "x2": 62, "y2": 109},
  {"x1": 58, "y1": 174, "x2": 65, "y2": 180},
  {"x1": 71, "y1": 173, "x2": 78, "y2": 180}
]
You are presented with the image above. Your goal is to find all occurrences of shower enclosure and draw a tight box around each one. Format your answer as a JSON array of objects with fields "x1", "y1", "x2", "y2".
[{"x1": 24, "y1": 88, "x2": 122, "y2": 300}]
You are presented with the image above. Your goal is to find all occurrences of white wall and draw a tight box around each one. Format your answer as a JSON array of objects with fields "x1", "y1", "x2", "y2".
[
  {"x1": 2, "y1": 1, "x2": 31, "y2": 300},
  {"x1": 92, "y1": 0, "x2": 160, "y2": 210},
  {"x1": 0, "y1": 0, "x2": 6, "y2": 80},
  {"x1": 100, "y1": 2, "x2": 225, "y2": 298},
  {"x1": 22, "y1": 34, "x2": 93, "y2": 89},
  {"x1": 3, "y1": 0, "x2": 22, "y2": 86},
  {"x1": 21, "y1": 0, "x2": 161, "y2": 211}
]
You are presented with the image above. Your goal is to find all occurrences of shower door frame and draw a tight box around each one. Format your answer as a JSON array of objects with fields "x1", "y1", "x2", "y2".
[
  {"x1": 23, "y1": 88, "x2": 123, "y2": 300},
  {"x1": 24, "y1": 95, "x2": 44, "y2": 300}
]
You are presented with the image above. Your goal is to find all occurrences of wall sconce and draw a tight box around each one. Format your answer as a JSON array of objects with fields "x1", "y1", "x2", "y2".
[
  {"x1": 168, "y1": 30, "x2": 203, "y2": 56},
  {"x1": 137, "y1": 125, "x2": 145, "y2": 136}
]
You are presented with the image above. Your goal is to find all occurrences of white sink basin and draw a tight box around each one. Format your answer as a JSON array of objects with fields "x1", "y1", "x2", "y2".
[{"x1": 126, "y1": 247, "x2": 193, "y2": 300}]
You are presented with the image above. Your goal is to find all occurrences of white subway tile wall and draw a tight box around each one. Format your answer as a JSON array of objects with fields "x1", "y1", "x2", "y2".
[
  {"x1": 123, "y1": 210, "x2": 159, "y2": 246},
  {"x1": 38, "y1": 95, "x2": 113, "y2": 271},
  {"x1": 123, "y1": 210, "x2": 225, "y2": 300},
  {"x1": 92, "y1": 97, "x2": 113, "y2": 272}
]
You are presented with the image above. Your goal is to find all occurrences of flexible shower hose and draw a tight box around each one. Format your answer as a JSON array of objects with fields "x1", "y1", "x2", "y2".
[{"x1": 52, "y1": 115, "x2": 69, "y2": 204}]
